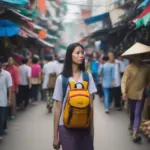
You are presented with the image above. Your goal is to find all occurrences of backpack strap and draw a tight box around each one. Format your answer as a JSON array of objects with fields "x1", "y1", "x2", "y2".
[
  {"x1": 62, "y1": 72, "x2": 89, "y2": 101},
  {"x1": 62, "y1": 75, "x2": 69, "y2": 103},
  {"x1": 82, "y1": 72, "x2": 89, "y2": 89}
]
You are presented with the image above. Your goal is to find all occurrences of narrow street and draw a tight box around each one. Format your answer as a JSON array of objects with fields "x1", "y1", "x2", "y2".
[{"x1": 0, "y1": 96, "x2": 149, "y2": 150}]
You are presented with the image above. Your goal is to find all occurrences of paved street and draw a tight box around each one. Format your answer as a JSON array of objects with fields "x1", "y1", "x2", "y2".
[{"x1": 0, "y1": 96, "x2": 149, "y2": 150}]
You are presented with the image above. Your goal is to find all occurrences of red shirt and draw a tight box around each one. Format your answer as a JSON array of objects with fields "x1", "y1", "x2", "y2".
[{"x1": 5, "y1": 65, "x2": 20, "y2": 92}]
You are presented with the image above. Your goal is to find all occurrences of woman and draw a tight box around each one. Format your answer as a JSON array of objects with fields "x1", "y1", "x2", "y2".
[
  {"x1": 53, "y1": 43, "x2": 97, "y2": 150},
  {"x1": 121, "y1": 43, "x2": 150, "y2": 143},
  {"x1": 99, "y1": 56, "x2": 115, "y2": 113},
  {"x1": 30, "y1": 56, "x2": 42, "y2": 103}
]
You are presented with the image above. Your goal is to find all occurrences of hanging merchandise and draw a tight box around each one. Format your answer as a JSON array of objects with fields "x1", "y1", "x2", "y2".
[{"x1": 0, "y1": 20, "x2": 20, "y2": 37}]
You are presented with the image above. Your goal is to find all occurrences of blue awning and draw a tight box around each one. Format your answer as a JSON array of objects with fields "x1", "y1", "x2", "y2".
[
  {"x1": 0, "y1": 20, "x2": 20, "y2": 37},
  {"x1": 84, "y1": 12, "x2": 109, "y2": 25},
  {"x1": 138, "y1": 0, "x2": 150, "y2": 9}
]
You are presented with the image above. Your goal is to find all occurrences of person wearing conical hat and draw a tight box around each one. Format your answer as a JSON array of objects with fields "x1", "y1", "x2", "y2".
[{"x1": 121, "y1": 43, "x2": 150, "y2": 143}]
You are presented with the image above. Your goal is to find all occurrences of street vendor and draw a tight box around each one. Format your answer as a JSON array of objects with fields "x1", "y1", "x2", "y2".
[{"x1": 121, "y1": 43, "x2": 150, "y2": 143}]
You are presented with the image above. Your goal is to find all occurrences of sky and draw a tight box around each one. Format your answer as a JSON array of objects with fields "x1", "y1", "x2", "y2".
[
  {"x1": 63, "y1": 0, "x2": 111, "y2": 22},
  {"x1": 64, "y1": 0, "x2": 89, "y2": 22}
]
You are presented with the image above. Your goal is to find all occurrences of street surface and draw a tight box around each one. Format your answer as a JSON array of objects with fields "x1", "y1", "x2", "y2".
[{"x1": 0, "y1": 96, "x2": 149, "y2": 150}]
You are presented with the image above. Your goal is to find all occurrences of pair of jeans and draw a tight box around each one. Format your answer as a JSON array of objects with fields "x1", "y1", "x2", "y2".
[
  {"x1": 128, "y1": 99, "x2": 145, "y2": 132},
  {"x1": 17, "y1": 85, "x2": 29, "y2": 108},
  {"x1": 0, "y1": 107, "x2": 8, "y2": 136},
  {"x1": 97, "y1": 84, "x2": 103, "y2": 98},
  {"x1": 30, "y1": 84, "x2": 40, "y2": 101},
  {"x1": 103, "y1": 88, "x2": 111, "y2": 110}
]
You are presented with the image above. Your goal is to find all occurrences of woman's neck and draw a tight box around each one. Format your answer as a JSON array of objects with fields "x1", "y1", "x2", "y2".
[{"x1": 72, "y1": 63, "x2": 80, "y2": 74}]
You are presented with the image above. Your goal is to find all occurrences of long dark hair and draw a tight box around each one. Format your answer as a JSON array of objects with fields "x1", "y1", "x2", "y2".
[{"x1": 62, "y1": 43, "x2": 85, "y2": 77}]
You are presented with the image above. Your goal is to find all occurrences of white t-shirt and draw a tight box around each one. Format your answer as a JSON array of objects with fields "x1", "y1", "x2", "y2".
[
  {"x1": 19, "y1": 64, "x2": 31, "y2": 86},
  {"x1": 120, "y1": 59, "x2": 129, "y2": 73},
  {"x1": 114, "y1": 60, "x2": 121, "y2": 87},
  {"x1": 0, "y1": 69, "x2": 12, "y2": 107},
  {"x1": 54, "y1": 61, "x2": 64, "y2": 76},
  {"x1": 52, "y1": 72, "x2": 97, "y2": 125},
  {"x1": 42, "y1": 61, "x2": 55, "y2": 89}
]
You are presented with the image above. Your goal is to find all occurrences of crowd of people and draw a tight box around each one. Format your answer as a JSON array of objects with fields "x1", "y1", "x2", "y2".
[
  {"x1": 0, "y1": 53, "x2": 64, "y2": 140},
  {"x1": 0, "y1": 42, "x2": 150, "y2": 149},
  {"x1": 87, "y1": 51, "x2": 129, "y2": 113}
]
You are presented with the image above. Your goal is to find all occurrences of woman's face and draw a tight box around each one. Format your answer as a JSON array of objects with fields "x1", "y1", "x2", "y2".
[
  {"x1": 92, "y1": 53, "x2": 97, "y2": 60},
  {"x1": 108, "y1": 52, "x2": 115, "y2": 62},
  {"x1": 72, "y1": 46, "x2": 84, "y2": 65}
]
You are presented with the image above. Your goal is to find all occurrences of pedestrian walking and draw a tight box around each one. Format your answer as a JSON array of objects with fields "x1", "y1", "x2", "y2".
[
  {"x1": 17, "y1": 58, "x2": 31, "y2": 109},
  {"x1": 108, "y1": 52, "x2": 122, "y2": 110},
  {"x1": 5, "y1": 56, "x2": 20, "y2": 120},
  {"x1": 90, "y1": 52, "x2": 99, "y2": 87},
  {"x1": 118, "y1": 54, "x2": 129, "y2": 78},
  {"x1": 42, "y1": 55, "x2": 55, "y2": 112},
  {"x1": 99, "y1": 56, "x2": 115, "y2": 113},
  {"x1": 121, "y1": 43, "x2": 150, "y2": 143},
  {"x1": 54, "y1": 57, "x2": 64, "y2": 76},
  {"x1": 53, "y1": 43, "x2": 97, "y2": 150},
  {"x1": 0, "y1": 57, "x2": 12, "y2": 140},
  {"x1": 30, "y1": 56, "x2": 42, "y2": 104}
]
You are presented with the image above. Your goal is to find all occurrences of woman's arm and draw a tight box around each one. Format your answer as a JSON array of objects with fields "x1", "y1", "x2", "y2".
[
  {"x1": 121, "y1": 66, "x2": 130, "y2": 100},
  {"x1": 54, "y1": 101, "x2": 62, "y2": 143}
]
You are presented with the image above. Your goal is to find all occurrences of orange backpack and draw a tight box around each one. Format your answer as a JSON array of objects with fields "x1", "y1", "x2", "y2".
[{"x1": 62, "y1": 72, "x2": 91, "y2": 128}]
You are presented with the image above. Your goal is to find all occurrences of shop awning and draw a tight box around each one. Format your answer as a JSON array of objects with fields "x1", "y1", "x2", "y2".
[
  {"x1": 84, "y1": 12, "x2": 109, "y2": 25},
  {"x1": 22, "y1": 27, "x2": 38, "y2": 38},
  {"x1": 10, "y1": 9, "x2": 32, "y2": 21},
  {"x1": 47, "y1": 34, "x2": 58, "y2": 40},
  {"x1": 20, "y1": 27, "x2": 54, "y2": 47},
  {"x1": 0, "y1": 20, "x2": 20, "y2": 37},
  {"x1": 18, "y1": 8, "x2": 40, "y2": 19},
  {"x1": 33, "y1": 24, "x2": 44, "y2": 30},
  {"x1": 0, "y1": 0, "x2": 28, "y2": 5},
  {"x1": 90, "y1": 25, "x2": 128, "y2": 45},
  {"x1": 37, "y1": 39, "x2": 54, "y2": 48}
]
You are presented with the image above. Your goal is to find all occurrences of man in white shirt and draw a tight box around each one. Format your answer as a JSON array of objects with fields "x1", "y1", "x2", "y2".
[
  {"x1": 54, "y1": 57, "x2": 64, "y2": 76},
  {"x1": 118, "y1": 54, "x2": 129, "y2": 77},
  {"x1": 108, "y1": 52, "x2": 122, "y2": 110},
  {"x1": 42, "y1": 55, "x2": 55, "y2": 112},
  {"x1": 17, "y1": 58, "x2": 31, "y2": 109},
  {"x1": 0, "y1": 57, "x2": 12, "y2": 140}
]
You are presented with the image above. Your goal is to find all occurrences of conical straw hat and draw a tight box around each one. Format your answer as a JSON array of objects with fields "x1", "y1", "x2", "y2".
[{"x1": 122, "y1": 43, "x2": 150, "y2": 57}]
